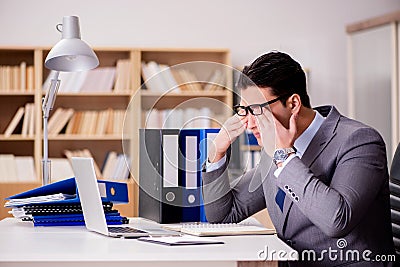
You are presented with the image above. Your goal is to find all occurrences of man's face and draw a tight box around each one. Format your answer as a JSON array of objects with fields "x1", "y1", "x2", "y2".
[{"x1": 240, "y1": 86, "x2": 292, "y2": 146}]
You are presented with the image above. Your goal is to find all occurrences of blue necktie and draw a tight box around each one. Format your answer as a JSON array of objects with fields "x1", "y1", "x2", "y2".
[{"x1": 275, "y1": 188, "x2": 285, "y2": 212}]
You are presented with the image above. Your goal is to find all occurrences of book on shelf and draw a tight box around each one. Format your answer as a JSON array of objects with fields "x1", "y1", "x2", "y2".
[
  {"x1": 3, "y1": 107, "x2": 25, "y2": 137},
  {"x1": 114, "y1": 59, "x2": 132, "y2": 92},
  {"x1": 43, "y1": 59, "x2": 130, "y2": 93},
  {"x1": 101, "y1": 151, "x2": 130, "y2": 180},
  {"x1": 50, "y1": 158, "x2": 75, "y2": 182},
  {"x1": 0, "y1": 154, "x2": 36, "y2": 182},
  {"x1": 47, "y1": 108, "x2": 74, "y2": 135},
  {"x1": 15, "y1": 156, "x2": 36, "y2": 182},
  {"x1": 145, "y1": 108, "x2": 214, "y2": 129},
  {"x1": 47, "y1": 108, "x2": 124, "y2": 136},
  {"x1": 19, "y1": 62, "x2": 26, "y2": 92},
  {"x1": 20, "y1": 103, "x2": 35, "y2": 137},
  {"x1": 141, "y1": 61, "x2": 167, "y2": 93},
  {"x1": 159, "y1": 64, "x2": 180, "y2": 93},
  {"x1": 26, "y1": 66, "x2": 34, "y2": 92},
  {"x1": 141, "y1": 61, "x2": 208, "y2": 93},
  {"x1": 0, "y1": 62, "x2": 34, "y2": 92},
  {"x1": 80, "y1": 67, "x2": 116, "y2": 93},
  {"x1": 176, "y1": 69, "x2": 203, "y2": 91},
  {"x1": 203, "y1": 69, "x2": 225, "y2": 91},
  {"x1": 94, "y1": 109, "x2": 111, "y2": 135}
]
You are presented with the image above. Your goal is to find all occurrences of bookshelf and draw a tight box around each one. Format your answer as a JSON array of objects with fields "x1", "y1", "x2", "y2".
[{"x1": 0, "y1": 46, "x2": 232, "y2": 219}]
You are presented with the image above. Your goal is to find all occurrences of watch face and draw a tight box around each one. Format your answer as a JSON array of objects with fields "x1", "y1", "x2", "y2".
[{"x1": 274, "y1": 149, "x2": 287, "y2": 161}]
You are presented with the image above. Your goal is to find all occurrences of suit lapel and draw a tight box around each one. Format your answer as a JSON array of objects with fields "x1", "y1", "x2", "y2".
[
  {"x1": 300, "y1": 106, "x2": 340, "y2": 167},
  {"x1": 278, "y1": 106, "x2": 341, "y2": 234},
  {"x1": 262, "y1": 163, "x2": 288, "y2": 232}
]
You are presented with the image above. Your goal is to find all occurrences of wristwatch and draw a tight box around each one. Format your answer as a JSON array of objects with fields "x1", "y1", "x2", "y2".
[{"x1": 273, "y1": 147, "x2": 297, "y2": 166}]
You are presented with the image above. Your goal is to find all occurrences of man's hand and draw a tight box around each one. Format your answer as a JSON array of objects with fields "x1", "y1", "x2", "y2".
[
  {"x1": 255, "y1": 111, "x2": 276, "y2": 156},
  {"x1": 208, "y1": 115, "x2": 248, "y2": 163},
  {"x1": 256, "y1": 110, "x2": 298, "y2": 155},
  {"x1": 273, "y1": 113, "x2": 298, "y2": 149}
]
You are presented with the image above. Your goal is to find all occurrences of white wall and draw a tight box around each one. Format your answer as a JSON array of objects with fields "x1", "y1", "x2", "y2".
[{"x1": 0, "y1": 0, "x2": 399, "y2": 114}]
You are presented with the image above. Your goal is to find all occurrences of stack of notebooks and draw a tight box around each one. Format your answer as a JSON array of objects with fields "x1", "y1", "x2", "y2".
[{"x1": 4, "y1": 177, "x2": 129, "y2": 227}]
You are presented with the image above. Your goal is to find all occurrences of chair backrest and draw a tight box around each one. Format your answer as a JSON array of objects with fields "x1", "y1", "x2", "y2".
[{"x1": 389, "y1": 143, "x2": 400, "y2": 254}]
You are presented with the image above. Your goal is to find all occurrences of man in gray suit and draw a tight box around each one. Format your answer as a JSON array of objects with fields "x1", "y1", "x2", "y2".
[{"x1": 202, "y1": 51, "x2": 396, "y2": 266}]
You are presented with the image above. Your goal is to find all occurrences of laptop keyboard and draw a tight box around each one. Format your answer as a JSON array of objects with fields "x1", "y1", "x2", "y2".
[{"x1": 108, "y1": 226, "x2": 147, "y2": 234}]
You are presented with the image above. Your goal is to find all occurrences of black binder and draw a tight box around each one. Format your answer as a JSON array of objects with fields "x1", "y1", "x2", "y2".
[{"x1": 139, "y1": 129, "x2": 182, "y2": 223}]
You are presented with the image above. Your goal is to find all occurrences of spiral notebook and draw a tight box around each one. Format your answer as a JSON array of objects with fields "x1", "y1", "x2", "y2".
[{"x1": 163, "y1": 222, "x2": 276, "y2": 237}]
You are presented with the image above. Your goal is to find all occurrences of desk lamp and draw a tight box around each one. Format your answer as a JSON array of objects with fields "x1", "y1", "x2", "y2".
[{"x1": 42, "y1": 16, "x2": 99, "y2": 185}]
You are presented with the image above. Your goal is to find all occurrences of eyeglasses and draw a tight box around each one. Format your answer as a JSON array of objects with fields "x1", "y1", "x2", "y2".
[{"x1": 233, "y1": 94, "x2": 289, "y2": 116}]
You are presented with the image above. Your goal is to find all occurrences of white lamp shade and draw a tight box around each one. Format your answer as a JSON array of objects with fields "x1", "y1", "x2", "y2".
[
  {"x1": 45, "y1": 16, "x2": 99, "y2": 72},
  {"x1": 45, "y1": 38, "x2": 99, "y2": 72}
]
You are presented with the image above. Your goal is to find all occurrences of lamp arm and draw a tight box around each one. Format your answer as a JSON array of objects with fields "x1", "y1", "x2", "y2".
[
  {"x1": 42, "y1": 71, "x2": 60, "y2": 118},
  {"x1": 42, "y1": 71, "x2": 60, "y2": 185}
]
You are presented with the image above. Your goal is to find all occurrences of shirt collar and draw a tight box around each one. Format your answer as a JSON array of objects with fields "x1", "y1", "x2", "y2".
[{"x1": 294, "y1": 111, "x2": 325, "y2": 158}]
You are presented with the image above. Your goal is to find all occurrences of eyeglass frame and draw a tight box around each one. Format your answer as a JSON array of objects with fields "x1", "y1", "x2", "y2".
[{"x1": 233, "y1": 94, "x2": 291, "y2": 116}]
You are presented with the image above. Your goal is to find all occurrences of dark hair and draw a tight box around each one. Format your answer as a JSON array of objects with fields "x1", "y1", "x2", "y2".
[{"x1": 237, "y1": 51, "x2": 311, "y2": 108}]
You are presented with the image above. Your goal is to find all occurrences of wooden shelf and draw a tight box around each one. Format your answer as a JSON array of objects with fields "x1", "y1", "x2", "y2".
[
  {"x1": 0, "y1": 135, "x2": 35, "y2": 141},
  {"x1": 47, "y1": 135, "x2": 122, "y2": 141},
  {"x1": 0, "y1": 92, "x2": 35, "y2": 96},
  {"x1": 44, "y1": 92, "x2": 132, "y2": 97},
  {"x1": 141, "y1": 90, "x2": 228, "y2": 97},
  {"x1": 141, "y1": 90, "x2": 230, "y2": 110}
]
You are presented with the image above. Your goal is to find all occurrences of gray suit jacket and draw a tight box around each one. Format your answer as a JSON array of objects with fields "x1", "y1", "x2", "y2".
[{"x1": 202, "y1": 106, "x2": 395, "y2": 266}]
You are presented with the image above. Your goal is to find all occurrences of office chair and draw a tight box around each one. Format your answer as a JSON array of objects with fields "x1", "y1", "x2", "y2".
[{"x1": 390, "y1": 143, "x2": 400, "y2": 255}]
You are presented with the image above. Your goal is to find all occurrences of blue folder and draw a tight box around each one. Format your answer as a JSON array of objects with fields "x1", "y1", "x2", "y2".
[
  {"x1": 30, "y1": 211, "x2": 126, "y2": 226},
  {"x1": 180, "y1": 129, "x2": 201, "y2": 222},
  {"x1": 5, "y1": 177, "x2": 129, "y2": 207},
  {"x1": 199, "y1": 129, "x2": 220, "y2": 222},
  {"x1": 179, "y1": 129, "x2": 220, "y2": 223}
]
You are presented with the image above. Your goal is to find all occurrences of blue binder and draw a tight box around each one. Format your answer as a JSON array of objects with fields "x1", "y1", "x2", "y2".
[
  {"x1": 178, "y1": 129, "x2": 220, "y2": 222},
  {"x1": 198, "y1": 129, "x2": 220, "y2": 222},
  {"x1": 179, "y1": 129, "x2": 201, "y2": 222},
  {"x1": 30, "y1": 211, "x2": 126, "y2": 226},
  {"x1": 5, "y1": 177, "x2": 129, "y2": 207}
]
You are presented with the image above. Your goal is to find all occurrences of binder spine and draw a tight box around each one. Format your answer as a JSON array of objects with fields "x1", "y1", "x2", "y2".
[
  {"x1": 139, "y1": 129, "x2": 182, "y2": 223},
  {"x1": 199, "y1": 129, "x2": 220, "y2": 222},
  {"x1": 180, "y1": 129, "x2": 201, "y2": 222}
]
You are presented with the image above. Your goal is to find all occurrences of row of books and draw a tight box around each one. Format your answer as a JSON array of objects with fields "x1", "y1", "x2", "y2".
[
  {"x1": 3, "y1": 103, "x2": 35, "y2": 137},
  {"x1": 0, "y1": 149, "x2": 131, "y2": 182},
  {"x1": 144, "y1": 108, "x2": 216, "y2": 129},
  {"x1": 63, "y1": 149, "x2": 130, "y2": 181},
  {"x1": 0, "y1": 62, "x2": 35, "y2": 92},
  {"x1": 102, "y1": 151, "x2": 131, "y2": 181},
  {"x1": 42, "y1": 59, "x2": 132, "y2": 93},
  {"x1": 141, "y1": 61, "x2": 226, "y2": 93},
  {"x1": 50, "y1": 108, "x2": 125, "y2": 136},
  {"x1": 0, "y1": 155, "x2": 36, "y2": 182}
]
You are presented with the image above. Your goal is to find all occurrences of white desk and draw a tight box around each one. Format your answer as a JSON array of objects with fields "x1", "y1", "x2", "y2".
[{"x1": 0, "y1": 218, "x2": 297, "y2": 267}]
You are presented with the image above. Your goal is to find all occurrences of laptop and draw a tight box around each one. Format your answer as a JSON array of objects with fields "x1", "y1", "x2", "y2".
[{"x1": 71, "y1": 157, "x2": 176, "y2": 238}]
